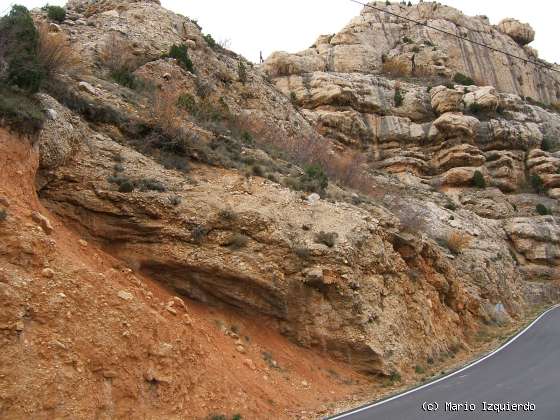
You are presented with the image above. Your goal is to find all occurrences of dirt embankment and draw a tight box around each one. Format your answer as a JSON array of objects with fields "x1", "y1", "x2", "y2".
[{"x1": 0, "y1": 128, "x2": 370, "y2": 419}]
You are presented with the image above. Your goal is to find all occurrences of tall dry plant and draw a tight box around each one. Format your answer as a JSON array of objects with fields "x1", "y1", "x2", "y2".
[
  {"x1": 99, "y1": 32, "x2": 136, "y2": 72},
  {"x1": 37, "y1": 23, "x2": 82, "y2": 77}
]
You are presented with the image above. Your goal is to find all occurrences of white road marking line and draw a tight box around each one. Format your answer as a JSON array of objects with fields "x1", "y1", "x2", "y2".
[{"x1": 329, "y1": 304, "x2": 560, "y2": 419}]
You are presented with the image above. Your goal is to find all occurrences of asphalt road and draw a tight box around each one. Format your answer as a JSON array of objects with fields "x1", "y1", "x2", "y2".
[{"x1": 330, "y1": 306, "x2": 560, "y2": 420}]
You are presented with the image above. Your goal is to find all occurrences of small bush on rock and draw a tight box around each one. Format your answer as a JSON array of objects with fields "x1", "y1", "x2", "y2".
[
  {"x1": 203, "y1": 34, "x2": 217, "y2": 49},
  {"x1": 0, "y1": 209, "x2": 7, "y2": 222},
  {"x1": 530, "y1": 174, "x2": 545, "y2": 194},
  {"x1": 472, "y1": 170, "x2": 486, "y2": 188},
  {"x1": 314, "y1": 231, "x2": 338, "y2": 248},
  {"x1": 394, "y1": 88, "x2": 404, "y2": 107},
  {"x1": 536, "y1": 203, "x2": 552, "y2": 216},
  {"x1": 453, "y1": 72, "x2": 475, "y2": 86}
]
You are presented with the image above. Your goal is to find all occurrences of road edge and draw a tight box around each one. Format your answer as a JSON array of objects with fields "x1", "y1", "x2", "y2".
[{"x1": 327, "y1": 304, "x2": 560, "y2": 420}]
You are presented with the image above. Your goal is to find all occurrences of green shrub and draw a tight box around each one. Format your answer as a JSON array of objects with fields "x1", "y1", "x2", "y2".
[
  {"x1": 536, "y1": 203, "x2": 552, "y2": 216},
  {"x1": 453, "y1": 72, "x2": 475, "y2": 86},
  {"x1": 389, "y1": 370, "x2": 402, "y2": 383},
  {"x1": 314, "y1": 231, "x2": 338, "y2": 248},
  {"x1": 394, "y1": 88, "x2": 404, "y2": 107},
  {"x1": 191, "y1": 225, "x2": 207, "y2": 243},
  {"x1": 402, "y1": 36, "x2": 412, "y2": 44},
  {"x1": 445, "y1": 202, "x2": 457, "y2": 211},
  {"x1": 169, "y1": 44, "x2": 194, "y2": 73},
  {"x1": 203, "y1": 34, "x2": 217, "y2": 49},
  {"x1": 0, "y1": 209, "x2": 7, "y2": 222},
  {"x1": 110, "y1": 68, "x2": 138, "y2": 89},
  {"x1": 45, "y1": 5, "x2": 66, "y2": 23},
  {"x1": 169, "y1": 196, "x2": 182, "y2": 206},
  {"x1": 472, "y1": 170, "x2": 486, "y2": 188},
  {"x1": 541, "y1": 137, "x2": 557, "y2": 152},
  {"x1": 0, "y1": 85, "x2": 45, "y2": 134},
  {"x1": 237, "y1": 61, "x2": 247, "y2": 84},
  {"x1": 227, "y1": 233, "x2": 249, "y2": 250},
  {"x1": 530, "y1": 174, "x2": 545, "y2": 194},
  {"x1": 241, "y1": 131, "x2": 254, "y2": 145},
  {"x1": 468, "y1": 102, "x2": 484, "y2": 114},
  {"x1": 412, "y1": 46, "x2": 420, "y2": 53},
  {"x1": 294, "y1": 247, "x2": 311, "y2": 259},
  {"x1": 137, "y1": 178, "x2": 166, "y2": 192},
  {"x1": 118, "y1": 180, "x2": 135, "y2": 193},
  {"x1": 251, "y1": 164, "x2": 264, "y2": 177},
  {"x1": 1, "y1": 6, "x2": 45, "y2": 93},
  {"x1": 289, "y1": 164, "x2": 329, "y2": 196},
  {"x1": 218, "y1": 208, "x2": 237, "y2": 221},
  {"x1": 415, "y1": 365, "x2": 425, "y2": 374}
]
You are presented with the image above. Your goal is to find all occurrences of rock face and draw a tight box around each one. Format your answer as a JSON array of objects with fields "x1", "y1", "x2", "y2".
[
  {"x1": 264, "y1": 2, "x2": 560, "y2": 104},
  {"x1": 3, "y1": 0, "x2": 560, "y2": 417}
]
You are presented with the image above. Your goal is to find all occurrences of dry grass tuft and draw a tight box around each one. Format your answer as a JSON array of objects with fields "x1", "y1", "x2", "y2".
[{"x1": 446, "y1": 231, "x2": 472, "y2": 255}]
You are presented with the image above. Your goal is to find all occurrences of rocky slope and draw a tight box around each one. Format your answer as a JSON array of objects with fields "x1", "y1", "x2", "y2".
[{"x1": 1, "y1": 0, "x2": 560, "y2": 418}]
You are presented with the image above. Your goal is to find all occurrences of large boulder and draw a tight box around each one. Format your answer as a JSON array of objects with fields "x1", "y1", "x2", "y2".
[
  {"x1": 463, "y1": 86, "x2": 499, "y2": 113},
  {"x1": 434, "y1": 112, "x2": 480, "y2": 139},
  {"x1": 497, "y1": 18, "x2": 535, "y2": 46},
  {"x1": 430, "y1": 86, "x2": 463, "y2": 114}
]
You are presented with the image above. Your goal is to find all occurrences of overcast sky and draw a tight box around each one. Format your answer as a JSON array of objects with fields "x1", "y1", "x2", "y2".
[{"x1": 4, "y1": 0, "x2": 558, "y2": 64}]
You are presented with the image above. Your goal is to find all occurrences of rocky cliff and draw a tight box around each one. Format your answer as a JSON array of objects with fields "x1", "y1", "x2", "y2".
[
  {"x1": 264, "y1": 1, "x2": 560, "y2": 104},
  {"x1": 1, "y1": 0, "x2": 560, "y2": 418}
]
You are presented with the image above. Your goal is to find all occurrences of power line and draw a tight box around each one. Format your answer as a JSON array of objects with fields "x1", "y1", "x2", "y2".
[{"x1": 350, "y1": 0, "x2": 560, "y2": 74}]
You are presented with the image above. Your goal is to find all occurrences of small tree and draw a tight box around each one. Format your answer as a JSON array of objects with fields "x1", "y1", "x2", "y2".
[
  {"x1": 169, "y1": 44, "x2": 194, "y2": 73},
  {"x1": 45, "y1": 5, "x2": 66, "y2": 23},
  {"x1": 394, "y1": 88, "x2": 404, "y2": 107},
  {"x1": 237, "y1": 61, "x2": 247, "y2": 84},
  {"x1": 472, "y1": 170, "x2": 486, "y2": 188},
  {"x1": 530, "y1": 174, "x2": 545, "y2": 194}
]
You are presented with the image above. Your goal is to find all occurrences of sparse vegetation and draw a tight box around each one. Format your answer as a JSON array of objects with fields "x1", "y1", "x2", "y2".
[
  {"x1": 177, "y1": 93, "x2": 197, "y2": 113},
  {"x1": 415, "y1": 365, "x2": 426, "y2": 374},
  {"x1": 169, "y1": 43, "x2": 194, "y2": 73},
  {"x1": 314, "y1": 231, "x2": 338, "y2": 248},
  {"x1": 169, "y1": 196, "x2": 182, "y2": 206},
  {"x1": 468, "y1": 102, "x2": 484, "y2": 115},
  {"x1": 0, "y1": 209, "x2": 7, "y2": 222},
  {"x1": 472, "y1": 170, "x2": 486, "y2": 188},
  {"x1": 227, "y1": 233, "x2": 249, "y2": 250},
  {"x1": 453, "y1": 72, "x2": 475, "y2": 86},
  {"x1": 536, "y1": 203, "x2": 552, "y2": 216}
]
